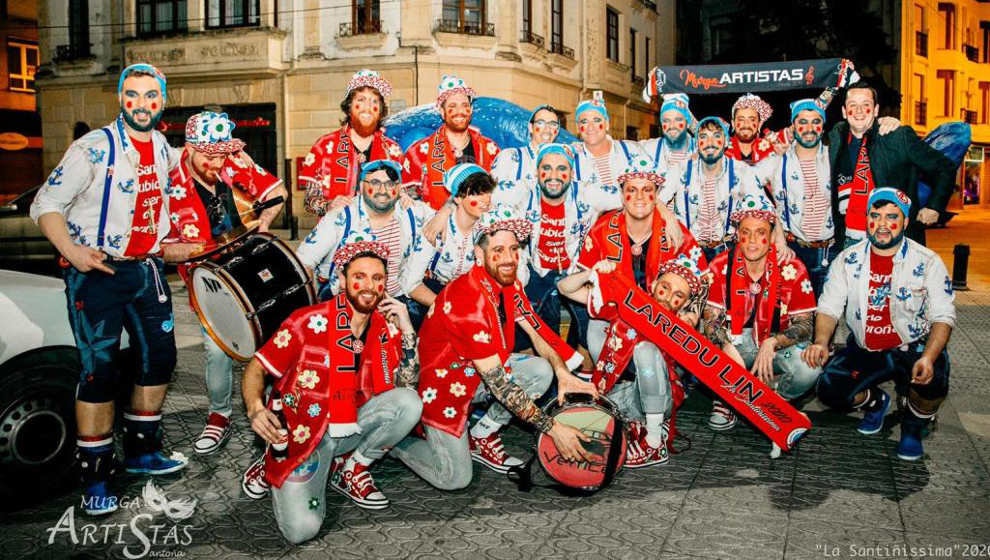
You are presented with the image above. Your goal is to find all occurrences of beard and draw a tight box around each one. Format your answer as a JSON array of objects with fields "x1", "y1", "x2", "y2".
[
  {"x1": 734, "y1": 128, "x2": 757, "y2": 143},
  {"x1": 539, "y1": 179, "x2": 568, "y2": 200},
  {"x1": 192, "y1": 160, "x2": 219, "y2": 185},
  {"x1": 795, "y1": 132, "x2": 822, "y2": 149},
  {"x1": 362, "y1": 191, "x2": 398, "y2": 213},
  {"x1": 699, "y1": 148, "x2": 724, "y2": 165},
  {"x1": 444, "y1": 114, "x2": 470, "y2": 133},
  {"x1": 664, "y1": 128, "x2": 687, "y2": 148},
  {"x1": 868, "y1": 229, "x2": 905, "y2": 250},
  {"x1": 485, "y1": 259, "x2": 517, "y2": 287},
  {"x1": 121, "y1": 106, "x2": 162, "y2": 132},
  {"x1": 346, "y1": 287, "x2": 383, "y2": 314},
  {"x1": 350, "y1": 112, "x2": 378, "y2": 137}
]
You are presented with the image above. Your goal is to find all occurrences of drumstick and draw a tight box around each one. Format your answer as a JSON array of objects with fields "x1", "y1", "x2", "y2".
[{"x1": 237, "y1": 196, "x2": 285, "y2": 218}]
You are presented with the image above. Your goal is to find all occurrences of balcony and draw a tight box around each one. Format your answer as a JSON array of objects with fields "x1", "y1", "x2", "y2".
[
  {"x1": 914, "y1": 101, "x2": 927, "y2": 126},
  {"x1": 915, "y1": 31, "x2": 928, "y2": 57},
  {"x1": 549, "y1": 41, "x2": 574, "y2": 59},
  {"x1": 636, "y1": 0, "x2": 658, "y2": 10},
  {"x1": 963, "y1": 109, "x2": 978, "y2": 124},
  {"x1": 339, "y1": 20, "x2": 382, "y2": 37},
  {"x1": 520, "y1": 30, "x2": 544, "y2": 48},
  {"x1": 434, "y1": 19, "x2": 494, "y2": 37},
  {"x1": 122, "y1": 27, "x2": 286, "y2": 77},
  {"x1": 53, "y1": 43, "x2": 92, "y2": 63},
  {"x1": 632, "y1": 75, "x2": 645, "y2": 88},
  {"x1": 964, "y1": 44, "x2": 979, "y2": 62}
]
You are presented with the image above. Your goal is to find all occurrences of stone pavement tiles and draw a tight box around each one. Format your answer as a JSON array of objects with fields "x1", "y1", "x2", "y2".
[{"x1": 3, "y1": 282, "x2": 988, "y2": 560}]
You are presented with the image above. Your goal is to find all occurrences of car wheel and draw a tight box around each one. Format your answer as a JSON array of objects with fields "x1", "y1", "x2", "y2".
[{"x1": 0, "y1": 347, "x2": 79, "y2": 505}]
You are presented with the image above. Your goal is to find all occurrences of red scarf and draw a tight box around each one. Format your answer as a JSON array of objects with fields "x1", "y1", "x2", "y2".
[
  {"x1": 402, "y1": 126, "x2": 499, "y2": 210},
  {"x1": 725, "y1": 132, "x2": 775, "y2": 164},
  {"x1": 842, "y1": 132, "x2": 875, "y2": 233},
  {"x1": 301, "y1": 125, "x2": 402, "y2": 200},
  {"x1": 726, "y1": 246, "x2": 781, "y2": 345}
]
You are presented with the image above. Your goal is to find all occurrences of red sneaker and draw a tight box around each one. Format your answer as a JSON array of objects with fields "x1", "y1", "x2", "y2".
[
  {"x1": 625, "y1": 421, "x2": 669, "y2": 468},
  {"x1": 708, "y1": 400, "x2": 738, "y2": 431},
  {"x1": 469, "y1": 431, "x2": 524, "y2": 474},
  {"x1": 241, "y1": 455, "x2": 270, "y2": 499},
  {"x1": 193, "y1": 412, "x2": 232, "y2": 455},
  {"x1": 331, "y1": 458, "x2": 389, "y2": 510}
]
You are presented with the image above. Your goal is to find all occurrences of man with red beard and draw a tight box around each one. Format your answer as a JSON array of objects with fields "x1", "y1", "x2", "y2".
[
  {"x1": 703, "y1": 193, "x2": 821, "y2": 435},
  {"x1": 300, "y1": 69, "x2": 403, "y2": 216},
  {"x1": 242, "y1": 240, "x2": 422, "y2": 543},
  {"x1": 558, "y1": 251, "x2": 708, "y2": 467},
  {"x1": 725, "y1": 93, "x2": 779, "y2": 165},
  {"x1": 402, "y1": 75, "x2": 500, "y2": 209},
  {"x1": 161, "y1": 111, "x2": 286, "y2": 456},
  {"x1": 392, "y1": 205, "x2": 595, "y2": 488}
]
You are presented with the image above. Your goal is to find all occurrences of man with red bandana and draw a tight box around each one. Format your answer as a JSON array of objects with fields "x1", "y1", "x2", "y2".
[
  {"x1": 242, "y1": 240, "x2": 422, "y2": 543},
  {"x1": 401, "y1": 75, "x2": 500, "y2": 210},
  {"x1": 703, "y1": 193, "x2": 821, "y2": 438},
  {"x1": 392, "y1": 204, "x2": 596, "y2": 488},
  {"x1": 162, "y1": 111, "x2": 286, "y2": 456},
  {"x1": 299, "y1": 69, "x2": 403, "y2": 216}
]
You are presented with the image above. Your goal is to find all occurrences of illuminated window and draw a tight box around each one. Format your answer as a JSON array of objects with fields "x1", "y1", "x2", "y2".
[{"x1": 7, "y1": 40, "x2": 38, "y2": 93}]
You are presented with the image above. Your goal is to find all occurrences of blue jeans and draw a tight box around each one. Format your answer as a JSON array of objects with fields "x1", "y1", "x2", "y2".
[
  {"x1": 515, "y1": 266, "x2": 590, "y2": 352},
  {"x1": 202, "y1": 329, "x2": 233, "y2": 417},
  {"x1": 787, "y1": 240, "x2": 840, "y2": 301}
]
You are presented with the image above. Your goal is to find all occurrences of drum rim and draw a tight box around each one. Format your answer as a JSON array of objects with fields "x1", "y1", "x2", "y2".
[{"x1": 189, "y1": 263, "x2": 261, "y2": 362}]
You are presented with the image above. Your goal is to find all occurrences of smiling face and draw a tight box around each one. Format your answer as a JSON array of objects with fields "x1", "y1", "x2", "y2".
[
  {"x1": 360, "y1": 168, "x2": 400, "y2": 213},
  {"x1": 732, "y1": 107, "x2": 760, "y2": 143},
  {"x1": 349, "y1": 87, "x2": 382, "y2": 133},
  {"x1": 621, "y1": 177, "x2": 657, "y2": 220},
  {"x1": 442, "y1": 92, "x2": 473, "y2": 133},
  {"x1": 661, "y1": 109, "x2": 688, "y2": 145},
  {"x1": 737, "y1": 216, "x2": 773, "y2": 262},
  {"x1": 475, "y1": 229, "x2": 521, "y2": 287},
  {"x1": 577, "y1": 109, "x2": 608, "y2": 146},
  {"x1": 341, "y1": 255, "x2": 387, "y2": 314},
  {"x1": 537, "y1": 152, "x2": 572, "y2": 200},
  {"x1": 697, "y1": 124, "x2": 727, "y2": 164},
  {"x1": 187, "y1": 147, "x2": 226, "y2": 185},
  {"x1": 793, "y1": 109, "x2": 824, "y2": 149},
  {"x1": 458, "y1": 191, "x2": 492, "y2": 219},
  {"x1": 842, "y1": 88, "x2": 878, "y2": 136},
  {"x1": 529, "y1": 108, "x2": 560, "y2": 146},
  {"x1": 652, "y1": 272, "x2": 691, "y2": 313},
  {"x1": 866, "y1": 202, "x2": 907, "y2": 250},
  {"x1": 119, "y1": 74, "x2": 164, "y2": 133}
]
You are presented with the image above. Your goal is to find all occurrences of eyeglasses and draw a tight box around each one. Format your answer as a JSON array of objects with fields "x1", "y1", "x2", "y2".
[
  {"x1": 533, "y1": 120, "x2": 560, "y2": 129},
  {"x1": 363, "y1": 179, "x2": 399, "y2": 190}
]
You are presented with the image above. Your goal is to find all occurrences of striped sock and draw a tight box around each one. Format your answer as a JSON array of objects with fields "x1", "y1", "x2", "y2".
[{"x1": 123, "y1": 409, "x2": 162, "y2": 447}]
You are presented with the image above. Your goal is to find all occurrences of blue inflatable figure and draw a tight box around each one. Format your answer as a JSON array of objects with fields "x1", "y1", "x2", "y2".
[
  {"x1": 383, "y1": 97, "x2": 579, "y2": 152},
  {"x1": 919, "y1": 122, "x2": 971, "y2": 207}
]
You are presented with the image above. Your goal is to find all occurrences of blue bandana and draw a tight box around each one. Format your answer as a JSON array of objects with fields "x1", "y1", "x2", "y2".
[
  {"x1": 444, "y1": 163, "x2": 488, "y2": 196},
  {"x1": 789, "y1": 98, "x2": 826, "y2": 123},
  {"x1": 359, "y1": 159, "x2": 402, "y2": 183},
  {"x1": 118, "y1": 63, "x2": 167, "y2": 103},
  {"x1": 535, "y1": 143, "x2": 575, "y2": 172}
]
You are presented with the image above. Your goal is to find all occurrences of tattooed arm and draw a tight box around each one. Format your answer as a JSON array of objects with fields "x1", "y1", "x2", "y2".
[
  {"x1": 772, "y1": 312, "x2": 813, "y2": 350},
  {"x1": 395, "y1": 332, "x2": 420, "y2": 388},
  {"x1": 473, "y1": 354, "x2": 553, "y2": 433},
  {"x1": 303, "y1": 180, "x2": 329, "y2": 216}
]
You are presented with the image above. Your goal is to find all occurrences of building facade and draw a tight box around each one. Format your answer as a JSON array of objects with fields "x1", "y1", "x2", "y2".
[
  {"x1": 36, "y1": 0, "x2": 675, "y2": 226},
  {"x1": 899, "y1": 0, "x2": 990, "y2": 207},
  {"x1": 1, "y1": 0, "x2": 41, "y2": 203}
]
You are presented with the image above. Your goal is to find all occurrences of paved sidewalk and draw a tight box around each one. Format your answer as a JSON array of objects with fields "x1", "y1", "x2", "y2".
[{"x1": 3, "y1": 222, "x2": 989, "y2": 560}]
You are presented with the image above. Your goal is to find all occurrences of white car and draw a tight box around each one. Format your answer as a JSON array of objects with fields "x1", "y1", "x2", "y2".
[{"x1": 0, "y1": 269, "x2": 128, "y2": 501}]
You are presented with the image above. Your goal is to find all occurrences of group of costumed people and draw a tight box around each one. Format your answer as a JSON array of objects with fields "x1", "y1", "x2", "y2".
[{"x1": 32, "y1": 61, "x2": 958, "y2": 543}]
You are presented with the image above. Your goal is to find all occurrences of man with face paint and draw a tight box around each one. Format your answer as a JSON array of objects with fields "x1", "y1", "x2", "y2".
[
  {"x1": 393, "y1": 205, "x2": 595, "y2": 486},
  {"x1": 242, "y1": 240, "x2": 423, "y2": 543},
  {"x1": 160, "y1": 111, "x2": 286, "y2": 455},
  {"x1": 491, "y1": 104, "x2": 563, "y2": 194},
  {"x1": 300, "y1": 70, "x2": 403, "y2": 216},
  {"x1": 494, "y1": 143, "x2": 622, "y2": 350},
  {"x1": 31, "y1": 63, "x2": 185, "y2": 515},
  {"x1": 666, "y1": 116, "x2": 786, "y2": 264},
  {"x1": 807, "y1": 188, "x2": 954, "y2": 461},
  {"x1": 297, "y1": 160, "x2": 435, "y2": 301},
  {"x1": 402, "y1": 75, "x2": 500, "y2": 210},
  {"x1": 828, "y1": 82, "x2": 957, "y2": 247},
  {"x1": 570, "y1": 91, "x2": 647, "y2": 190},
  {"x1": 703, "y1": 193, "x2": 821, "y2": 433},
  {"x1": 724, "y1": 94, "x2": 780, "y2": 165},
  {"x1": 558, "y1": 251, "x2": 709, "y2": 467},
  {"x1": 402, "y1": 163, "x2": 497, "y2": 329},
  {"x1": 638, "y1": 93, "x2": 697, "y2": 180}
]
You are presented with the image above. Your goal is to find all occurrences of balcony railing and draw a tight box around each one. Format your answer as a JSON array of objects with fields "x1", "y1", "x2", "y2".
[
  {"x1": 632, "y1": 75, "x2": 645, "y2": 88},
  {"x1": 915, "y1": 101, "x2": 927, "y2": 126},
  {"x1": 434, "y1": 19, "x2": 494, "y2": 36},
  {"x1": 520, "y1": 30, "x2": 544, "y2": 48},
  {"x1": 964, "y1": 44, "x2": 979, "y2": 62},
  {"x1": 549, "y1": 41, "x2": 574, "y2": 58},
  {"x1": 54, "y1": 43, "x2": 92, "y2": 62},
  {"x1": 636, "y1": 0, "x2": 658, "y2": 10},
  {"x1": 963, "y1": 109, "x2": 978, "y2": 124},
  {"x1": 339, "y1": 20, "x2": 382, "y2": 37},
  {"x1": 915, "y1": 31, "x2": 928, "y2": 57}
]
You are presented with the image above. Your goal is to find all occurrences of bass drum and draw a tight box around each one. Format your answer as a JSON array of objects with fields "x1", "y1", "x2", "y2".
[
  {"x1": 189, "y1": 232, "x2": 315, "y2": 361},
  {"x1": 535, "y1": 394, "x2": 627, "y2": 491}
]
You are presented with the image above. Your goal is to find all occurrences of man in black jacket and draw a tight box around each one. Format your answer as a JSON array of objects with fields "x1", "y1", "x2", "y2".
[{"x1": 828, "y1": 82, "x2": 957, "y2": 247}]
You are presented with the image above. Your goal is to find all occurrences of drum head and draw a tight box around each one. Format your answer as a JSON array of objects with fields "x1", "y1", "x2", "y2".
[
  {"x1": 536, "y1": 404, "x2": 627, "y2": 490},
  {"x1": 190, "y1": 265, "x2": 257, "y2": 361},
  {"x1": 183, "y1": 225, "x2": 259, "y2": 262}
]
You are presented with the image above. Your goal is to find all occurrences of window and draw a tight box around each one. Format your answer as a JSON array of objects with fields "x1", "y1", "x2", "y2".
[
  {"x1": 352, "y1": 0, "x2": 381, "y2": 34},
  {"x1": 938, "y1": 2, "x2": 955, "y2": 50},
  {"x1": 68, "y1": 0, "x2": 90, "y2": 58},
  {"x1": 137, "y1": 0, "x2": 187, "y2": 36},
  {"x1": 550, "y1": 0, "x2": 563, "y2": 53},
  {"x1": 606, "y1": 8, "x2": 619, "y2": 62},
  {"x1": 7, "y1": 40, "x2": 38, "y2": 92},
  {"x1": 982, "y1": 22, "x2": 990, "y2": 63},
  {"x1": 710, "y1": 16, "x2": 738, "y2": 60},
  {"x1": 441, "y1": 0, "x2": 487, "y2": 34},
  {"x1": 980, "y1": 82, "x2": 990, "y2": 125},
  {"x1": 522, "y1": 0, "x2": 531, "y2": 36},
  {"x1": 630, "y1": 28, "x2": 637, "y2": 79},
  {"x1": 645, "y1": 36, "x2": 651, "y2": 75},
  {"x1": 206, "y1": 0, "x2": 260, "y2": 29},
  {"x1": 913, "y1": 73, "x2": 926, "y2": 125},
  {"x1": 625, "y1": 125, "x2": 638, "y2": 140},
  {"x1": 937, "y1": 70, "x2": 955, "y2": 117}
]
